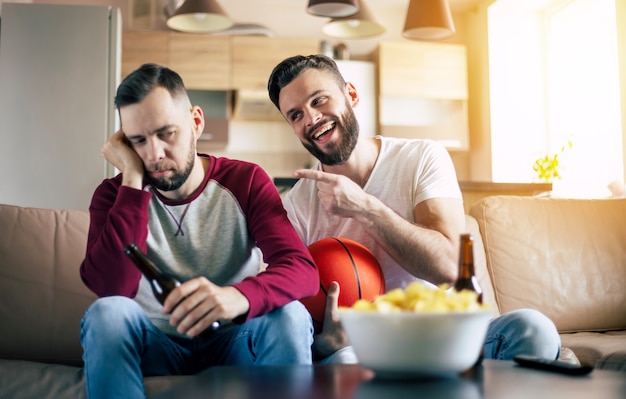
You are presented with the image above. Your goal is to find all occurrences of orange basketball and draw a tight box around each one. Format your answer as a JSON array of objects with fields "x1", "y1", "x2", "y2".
[{"x1": 301, "y1": 237, "x2": 385, "y2": 333}]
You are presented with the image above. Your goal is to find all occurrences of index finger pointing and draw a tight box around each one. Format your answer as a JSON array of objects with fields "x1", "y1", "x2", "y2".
[{"x1": 294, "y1": 168, "x2": 335, "y2": 182}]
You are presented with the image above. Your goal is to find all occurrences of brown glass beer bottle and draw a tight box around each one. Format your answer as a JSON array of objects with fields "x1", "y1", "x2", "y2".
[
  {"x1": 124, "y1": 243, "x2": 181, "y2": 304},
  {"x1": 454, "y1": 233, "x2": 483, "y2": 304},
  {"x1": 124, "y1": 243, "x2": 220, "y2": 335}
]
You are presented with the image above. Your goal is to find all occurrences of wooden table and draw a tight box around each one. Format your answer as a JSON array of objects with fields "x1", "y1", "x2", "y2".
[{"x1": 150, "y1": 360, "x2": 626, "y2": 399}]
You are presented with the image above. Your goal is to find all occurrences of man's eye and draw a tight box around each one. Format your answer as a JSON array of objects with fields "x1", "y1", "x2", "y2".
[
  {"x1": 291, "y1": 112, "x2": 302, "y2": 122},
  {"x1": 159, "y1": 131, "x2": 175, "y2": 140},
  {"x1": 313, "y1": 97, "x2": 327, "y2": 106},
  {"x1": 130, "y1": 138, "x2": 145, "y2": 146}
]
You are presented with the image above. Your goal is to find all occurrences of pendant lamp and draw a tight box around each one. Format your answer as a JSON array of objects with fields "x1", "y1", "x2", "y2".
[
  {"x1": 322, "y1": 0, "x2": 385, "y2": 39},
  {"x1": 402, "y1": 0, "x2": 455, "y2": 41},
  {"x1": 307, "y1": 0, "x2": 359, "y2": 18},
  {"x1": 166, "y1": 0, "x2": 234, "y2": 33}
]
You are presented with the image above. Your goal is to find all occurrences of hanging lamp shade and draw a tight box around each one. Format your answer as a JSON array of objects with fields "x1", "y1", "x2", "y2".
[
  {"x1": 166, "y1": 0, "x2": 234, "y2": 33},
  {"x1": 307, "y1": 0, "x2": 359, "y2": 18},
  {"x1": 322, "y1": 0, "x2": 385, "y2": 39},
  {"x1": 402, "y1": 0, "x2": 455, "y2": 41}
]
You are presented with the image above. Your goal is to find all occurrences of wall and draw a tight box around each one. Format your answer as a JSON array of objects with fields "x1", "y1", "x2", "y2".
[
  {"x1": 617, "y1": 0, "x2": 626, "y2": 181},
  {"x1": 0, "y1": 0, "x2": 129, "y2": 17},
  {"x1": 463, "y1": 0, "x2": 496, "y2": 182}
]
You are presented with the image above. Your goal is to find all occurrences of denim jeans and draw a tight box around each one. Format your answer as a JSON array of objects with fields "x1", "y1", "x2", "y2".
[
  {"x1": 482, "y1": 308, "x2": 561, "y2": 360},
  {"x1": 321, "y1": 308, "x2": 561, "y2": 364},
  {"x1": 80, "y1": 296, "x2": 313, "y2": 399}
]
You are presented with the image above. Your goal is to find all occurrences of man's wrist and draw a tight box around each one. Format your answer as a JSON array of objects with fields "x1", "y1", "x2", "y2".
[
  {"x1": 121, "y1": 170, "x2": 143, "y2": 189},
  {"x1": 355, "y1": 195, "x2": 387, "y2": 227}
]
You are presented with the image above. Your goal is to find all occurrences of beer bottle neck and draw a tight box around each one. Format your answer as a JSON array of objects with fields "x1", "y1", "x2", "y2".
[{"x1": 458, "y1": 235, "x2": 475, "y2": 278}]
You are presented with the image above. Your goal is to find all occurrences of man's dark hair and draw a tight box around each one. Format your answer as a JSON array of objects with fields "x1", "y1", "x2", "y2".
[
  {"x1": 115, "y1": 63, "x2": 187, "y2": 109},
  {"x1": 267, "y1": 54, "x2": 346, "y2": 111}
]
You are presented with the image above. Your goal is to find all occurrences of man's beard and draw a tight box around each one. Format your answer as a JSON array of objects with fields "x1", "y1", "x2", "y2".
[
  {"x1": 145, "y1": 136, "x2": 195, "y2": 192},
  {"x1": 303, "y1": 102, "x2": 359, "y2": 166}
]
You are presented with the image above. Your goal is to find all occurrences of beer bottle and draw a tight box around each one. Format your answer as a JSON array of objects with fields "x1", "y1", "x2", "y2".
[
  {"x1": 124, "y1": 243, "x2": 181, "y2": 305},
  {"x1": 454, "y1": 233, "x2": 483, "y2": 304},
  {"x1": 124, "y1": 243, "x2": 220, "y2": 335}
]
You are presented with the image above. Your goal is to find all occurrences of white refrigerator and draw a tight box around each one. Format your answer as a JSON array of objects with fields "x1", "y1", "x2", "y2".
[{"x1": 0, "y1": 3, "x2": 120, "y2": 211}]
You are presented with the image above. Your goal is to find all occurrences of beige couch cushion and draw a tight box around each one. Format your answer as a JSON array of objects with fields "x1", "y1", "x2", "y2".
[
  {"x1": 0, "y1": 359, "x2": 190, "y2": 399},
  {"x1": 469, "y1": 196, "x2": 626, "y2": 333},
  {"x1": 0, "y1": 204, "x2": 96, "y2": 366},
  {"x1": 559, "y1": 330, "x2": 626, "y2": 368}
]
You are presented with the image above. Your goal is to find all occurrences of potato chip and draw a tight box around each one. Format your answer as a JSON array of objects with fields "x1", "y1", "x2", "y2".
[{"x1": 342, "y1": 281, "x2": 490, "y2": 313}]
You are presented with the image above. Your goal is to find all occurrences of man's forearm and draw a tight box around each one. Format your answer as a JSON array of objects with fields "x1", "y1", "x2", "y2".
[{"x1": 354, "y1": 196, "x2": 457, "y2": 285}]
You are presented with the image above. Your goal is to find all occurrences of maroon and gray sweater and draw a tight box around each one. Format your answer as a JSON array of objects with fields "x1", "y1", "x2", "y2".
[{"x1": 80, "y1": 154, "x2": 318, "y2": 335}]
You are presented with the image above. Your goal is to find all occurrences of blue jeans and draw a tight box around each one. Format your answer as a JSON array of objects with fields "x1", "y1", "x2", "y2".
[
  {"x1": 322, "y1": 308, "x2": 561, "y2": 364},
  {"x1": 482, "y1": 308, "x2": 561, "y2": 360},
  {"x1": 80, "y1": 296, "x2": 313, "y2": 399}
]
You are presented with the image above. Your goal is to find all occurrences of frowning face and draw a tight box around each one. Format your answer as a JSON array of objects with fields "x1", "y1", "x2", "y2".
[{"x1": 120, "y1": 86, "x2": 202, "y2": 194}]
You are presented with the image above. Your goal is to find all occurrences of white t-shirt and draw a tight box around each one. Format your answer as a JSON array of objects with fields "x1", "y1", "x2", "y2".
[{"x1": 283, "y1": 136, "x2": 462, "y2": 290}]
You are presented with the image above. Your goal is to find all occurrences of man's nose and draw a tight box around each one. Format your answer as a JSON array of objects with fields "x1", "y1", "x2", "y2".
[
  {"x1": 304, "y1": 107, "x2": 322, "y2": 127},
  {"x1": 146, "y1": 138, "x2": 165, "y2": 162}
]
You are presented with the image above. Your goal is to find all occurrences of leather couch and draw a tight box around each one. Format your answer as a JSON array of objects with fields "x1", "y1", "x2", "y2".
[
  {"x1": 0, "y1": 204, "x2": 188, "y2": 398},
  {"x1": 1, "y1": 196, "x2": 625, "y2": 398},
  {"x1": 469, "y1": 195, "x2": 626, "y2": 370}
]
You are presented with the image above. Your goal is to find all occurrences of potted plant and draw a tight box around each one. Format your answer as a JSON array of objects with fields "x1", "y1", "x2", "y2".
[{"x1": 532, "y1": 140, "x2": 573, "y2": 183}]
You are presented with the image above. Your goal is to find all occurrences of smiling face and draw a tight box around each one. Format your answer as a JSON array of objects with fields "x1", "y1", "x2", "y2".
[
  {"x1": 278, "y1": 68, "x2": 360, "y2": 166},
  {"x1": 120, "y1": 86, "x2": 203, "y2": 195}
]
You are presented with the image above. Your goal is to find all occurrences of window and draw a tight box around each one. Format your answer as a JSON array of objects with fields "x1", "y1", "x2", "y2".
[{"x1": 488, "y1": 0, "x2": 622, "y2": 197}]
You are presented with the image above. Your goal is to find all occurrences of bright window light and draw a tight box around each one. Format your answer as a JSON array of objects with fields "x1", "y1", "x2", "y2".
[{"x1": 488, "y1": 0, "x2": 623, "y2": 197}]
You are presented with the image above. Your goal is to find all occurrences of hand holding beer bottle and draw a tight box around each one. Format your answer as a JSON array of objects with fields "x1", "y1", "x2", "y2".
[{"x1": 124, "y1": 243, "x2": 220, "y2": 336}]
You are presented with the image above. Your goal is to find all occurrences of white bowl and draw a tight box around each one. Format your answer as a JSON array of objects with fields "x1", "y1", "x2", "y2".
[{"x1": 338, "y1": 308, "x2": 493, "y2": 379}]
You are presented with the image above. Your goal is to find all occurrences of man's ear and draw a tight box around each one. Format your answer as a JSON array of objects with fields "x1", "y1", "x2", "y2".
[
  {"x1": 191, "y1": 105, "x2": 205, "y2": 139},
  {"x1": 345, "y1": 82, "x2": 360, "y2": 108}
]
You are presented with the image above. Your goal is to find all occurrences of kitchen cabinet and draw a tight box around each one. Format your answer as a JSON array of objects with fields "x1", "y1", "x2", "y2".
[
  {"x1": 121, "y1": 31, "x2": 230, "y2": 148},
  {"x1": 231, "y1": 37, "x2": 320, "y2": 91},
  {"x1": 376, "y1": 41, "x2": 469, "y2": 150},
  {"x1": 188, "y1": 89, "x2": 231, "y2": 148},
  {"x1": 122, "y1": 33, "x2": 319, "y2": 91},
  {"x1": 122, "y1": 31, "x2": 230, "y2": 90},
  {"x1": 169, "y1": 33, "x2": 231, "y2": 90},
  {"x1": 121, "y1": 31, "x2": 169, "y2": 79},
  {"x1": 378, "y1": 41, "x2": 467, "y2": 99},
  {"x1": 121, "y1": 33, "x2": 320, "y2": 125}
]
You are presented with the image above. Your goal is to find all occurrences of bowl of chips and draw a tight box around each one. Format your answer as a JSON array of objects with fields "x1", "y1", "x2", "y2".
[{"x1": 338, "y1": 281, "x2": 493, "y2": 379}]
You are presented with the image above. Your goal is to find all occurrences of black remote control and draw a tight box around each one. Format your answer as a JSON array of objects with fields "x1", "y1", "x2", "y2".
[{"x1": 514, "y1": 355, "x2": 593, "y2": 376}]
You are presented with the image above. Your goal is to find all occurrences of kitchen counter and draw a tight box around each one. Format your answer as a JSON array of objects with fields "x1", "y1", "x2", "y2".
[
  {"x1": 459, "y1": 181, "x2": 552, "y2": 193},
  {"x1": 459, "y1": 182, "x2": 552, "y2": 213},
  {"x1": 273, "y1": 178, "x2": 552, "y2": 212}
]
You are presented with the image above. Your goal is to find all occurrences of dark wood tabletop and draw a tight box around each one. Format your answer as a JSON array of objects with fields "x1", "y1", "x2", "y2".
[{"x1": 150, "y1": 360, "x2": 626, "y2": 399}]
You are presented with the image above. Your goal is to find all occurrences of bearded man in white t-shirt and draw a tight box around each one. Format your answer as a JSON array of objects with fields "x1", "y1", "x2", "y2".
[{"x1": 267, "y1": 54, "x2": 561, "y2": 364}]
